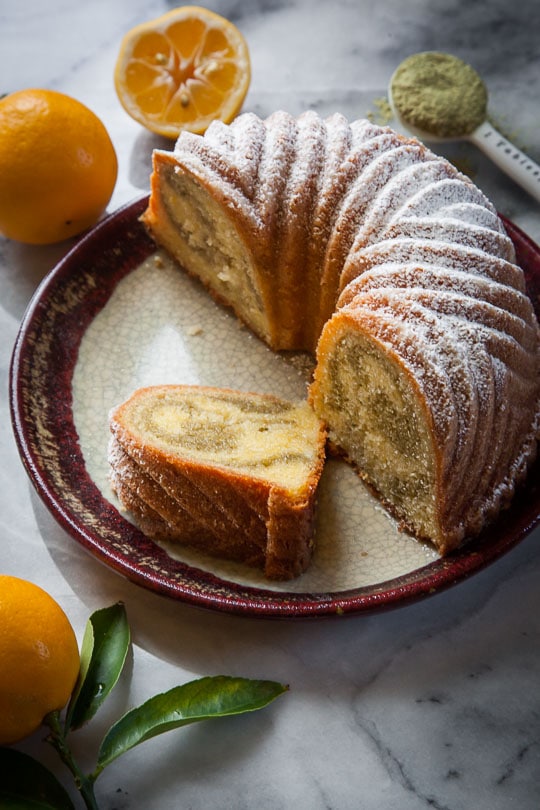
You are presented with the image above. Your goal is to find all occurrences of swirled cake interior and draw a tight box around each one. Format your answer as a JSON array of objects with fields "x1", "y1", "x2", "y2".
[
  {"x1": 314, "y1": 325, "x2": 438, "y2": 541},
  {"x1": 146, "y1": 154, "x2": 271, "y2": 344},
  {"x1": 109, "y1": 385, "x2": 326, "y2": 579}
]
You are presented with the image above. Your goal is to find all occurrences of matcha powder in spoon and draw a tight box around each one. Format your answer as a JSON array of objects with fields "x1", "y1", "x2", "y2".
[{"x1": 390, "y1": 51, "x2": 488, "y2": 138}]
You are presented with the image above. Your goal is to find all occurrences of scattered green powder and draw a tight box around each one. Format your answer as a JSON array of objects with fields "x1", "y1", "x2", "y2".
[
  {"x1": 366, "y1": 96, "x2": 393, "y2": 126},
  {"x1": 390, "y1": 51, "x2": 487, "y2": 138}
]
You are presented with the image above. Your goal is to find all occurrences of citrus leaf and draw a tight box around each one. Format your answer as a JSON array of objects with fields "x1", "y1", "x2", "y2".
[
  {"x1": 95, "y1": 676, "x2": 288, "y2": 774},
  {"x1": 0, "y1": 747, "x2": 76, "y2": 809},
  {"x1": 66, "y1": 602, "x2": 130, "y2": 731}
]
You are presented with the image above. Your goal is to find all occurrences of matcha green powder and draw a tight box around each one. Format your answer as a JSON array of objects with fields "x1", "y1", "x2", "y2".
[{"x1": 390, "y1": 51, "x2": 487, "y2": 138}]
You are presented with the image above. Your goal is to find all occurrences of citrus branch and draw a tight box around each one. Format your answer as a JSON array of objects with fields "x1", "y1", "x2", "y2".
[{"x1": 44, "y1": 711, "x2": 99, "y2": 810}]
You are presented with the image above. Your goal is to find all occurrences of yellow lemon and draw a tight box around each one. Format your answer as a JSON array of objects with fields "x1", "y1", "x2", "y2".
[
  {"x1": 114, "y1": 6, "x2": 251, "y2": 138},
  {"x1": 0, "y1": 575, "x2": 80, "y2": 745},
  {"x1": 0, "y1": 88, "x2": 118, "y2": 245}
]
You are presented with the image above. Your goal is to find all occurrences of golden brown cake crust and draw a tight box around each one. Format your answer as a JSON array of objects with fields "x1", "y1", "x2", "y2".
[
  {"x1": 141, "y1": 111, "x2": 540, "y2": 557},
  {"x1": 109, "y1": 385, "x2": 326, "y2": 579}
]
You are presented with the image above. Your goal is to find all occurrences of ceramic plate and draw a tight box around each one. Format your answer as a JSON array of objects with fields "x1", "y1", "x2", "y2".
[{"x1": 10, "y1": 197, "x2": 540, "y2": 617}]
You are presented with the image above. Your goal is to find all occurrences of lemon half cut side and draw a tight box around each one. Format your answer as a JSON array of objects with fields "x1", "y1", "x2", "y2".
[{"x1": 114, "y1": 6, "x2": 251, "y2": 139}]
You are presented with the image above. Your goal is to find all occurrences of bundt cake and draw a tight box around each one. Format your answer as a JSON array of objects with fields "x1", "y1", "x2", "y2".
[
  {"x1": 141, "y1": 110, "x2": 540, "y2": 556},
  {"x1": 109, "y1": 385, "x2": 326, "y2": 579}
]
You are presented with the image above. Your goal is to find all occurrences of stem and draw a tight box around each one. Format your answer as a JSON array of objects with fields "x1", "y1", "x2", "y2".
[{"x1": 44, "y1": 712, "x2": 99, "y2": 810}]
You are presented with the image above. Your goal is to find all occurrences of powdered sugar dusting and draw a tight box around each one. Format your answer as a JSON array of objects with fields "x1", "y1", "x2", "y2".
[{"x1": 159, "y1": 110, "x2": 539, "y2": 551}]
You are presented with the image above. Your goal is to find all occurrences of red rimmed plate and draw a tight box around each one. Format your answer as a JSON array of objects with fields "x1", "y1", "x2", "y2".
[{"x1": 9, "y1": 196, "x2": 540, "y2": 617}]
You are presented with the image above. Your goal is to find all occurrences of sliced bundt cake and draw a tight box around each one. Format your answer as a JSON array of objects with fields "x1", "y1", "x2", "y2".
[{"x1": 141, "y1": 111, "x2": 540, "y2": 556}]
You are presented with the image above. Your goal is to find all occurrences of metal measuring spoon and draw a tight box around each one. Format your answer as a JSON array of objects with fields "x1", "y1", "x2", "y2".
[{"x1": 389, "y1": 51, "x2": 540, "y2": 202}]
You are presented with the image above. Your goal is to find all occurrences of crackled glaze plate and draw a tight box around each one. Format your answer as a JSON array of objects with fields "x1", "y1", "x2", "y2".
[{"x1": 10, "y1": 197, "x2": 540, "y2": 617}]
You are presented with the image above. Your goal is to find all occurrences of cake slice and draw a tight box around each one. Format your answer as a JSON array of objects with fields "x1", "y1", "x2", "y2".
[{"x1": 108, "y1": 385, "x2": 327, "y2": 579}]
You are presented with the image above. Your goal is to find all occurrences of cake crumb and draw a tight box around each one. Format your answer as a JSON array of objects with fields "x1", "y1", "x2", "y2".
[{"x1": 186, "y1": 324, "x2": 203, "y2": 336}]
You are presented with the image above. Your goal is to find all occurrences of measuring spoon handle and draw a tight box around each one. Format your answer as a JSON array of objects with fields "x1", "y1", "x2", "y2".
[{"x1": 470, "y1": 120, "x2": 540, "y2": 202}]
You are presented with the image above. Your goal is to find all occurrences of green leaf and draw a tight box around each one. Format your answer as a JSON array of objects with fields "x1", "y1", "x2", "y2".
[
  {"x1": 0, "y1": 747, "x2": 76, "y2": 809},
  {"x1": 95, "y1": 676, "x2": 288, "y2": 774},
  {"x1": 66, "y1": 602, "x2": 131, "y2": 731}
]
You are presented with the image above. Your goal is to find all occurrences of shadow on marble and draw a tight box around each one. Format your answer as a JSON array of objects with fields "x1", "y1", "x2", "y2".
[
  {"x1": 29, "y1": 484, "x2": 540, "y2": 686},
  {"x1": 0, "y1": 236, "x2": 78, "y2": 322}
]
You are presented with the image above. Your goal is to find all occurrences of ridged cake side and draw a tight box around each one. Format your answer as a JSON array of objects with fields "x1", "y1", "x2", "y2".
[
  {"x1": 315, "y1": 136, "x2": 539, "y2": 551},
  {"x1": 142, "y1": 111, "x2": 540, "y2": 555}
]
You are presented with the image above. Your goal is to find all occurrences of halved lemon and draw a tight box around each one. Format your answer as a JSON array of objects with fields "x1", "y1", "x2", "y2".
[{"x1": 114, "y1": 6, "x2": 251, "y2": 139}]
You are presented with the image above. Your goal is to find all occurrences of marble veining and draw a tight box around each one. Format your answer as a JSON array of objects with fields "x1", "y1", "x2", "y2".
[{"x1": 1, "y1": 0, "x2": 539, "y2": 808}]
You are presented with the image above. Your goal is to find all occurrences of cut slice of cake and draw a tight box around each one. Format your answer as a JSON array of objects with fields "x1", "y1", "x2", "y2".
[{"x1": 108, "y1": 385, "x2": 327, "y2": 579}]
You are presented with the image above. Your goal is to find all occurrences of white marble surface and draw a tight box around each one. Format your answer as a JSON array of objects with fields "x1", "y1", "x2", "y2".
[{"x1": 1, "y1": 0, "x2": 540, "y2": 807}]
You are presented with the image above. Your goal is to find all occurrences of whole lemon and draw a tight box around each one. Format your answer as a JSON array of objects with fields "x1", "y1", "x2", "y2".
[
  {"x1": 0, "y1": 575, "x2": 80, "y2": 745},
  {"x1": 0, "y1": 88, "x2": 118, "y2": 245}
]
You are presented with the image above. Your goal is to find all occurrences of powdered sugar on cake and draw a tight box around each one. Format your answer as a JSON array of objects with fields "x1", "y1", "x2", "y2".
[{"x1": 143, "y1": 110, "x2": 540, "y2": 556}]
